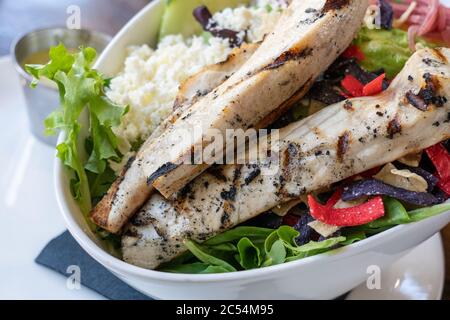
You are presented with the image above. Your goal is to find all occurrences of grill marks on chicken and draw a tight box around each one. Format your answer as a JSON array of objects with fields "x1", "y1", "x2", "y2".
[
  {"x1": 122, "y1": 48, "x2": 450, "y2": 269},
  {"x1": 405, "y1": 70, "x2": 448, "y2": 111},
  {"x1": 337, "y1": 131, "x2": 351, "y2": 162},
  {"x1": 91, "y1": 0, "x2": 369, "y2": 233},
  {"x1": 90, "y1": 44, "x2": 259, "y2": 234},
  {"x1": 149, "y1": 0, "x2": 369, "y2": 197},
  {"x1": 173, "y1": 43, "x2": 260, "y2": 113},
  {"x1": 387, "y1": 115, "x2": 402, "y2": 139}
]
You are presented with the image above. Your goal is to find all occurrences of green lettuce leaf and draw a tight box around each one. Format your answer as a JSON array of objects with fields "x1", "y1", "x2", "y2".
[
  {"x1": 26, "y1": 44, "x2": 75, "y2": 87},
  {"x1": 276, "y1": 225, "x2": 300, "y2": 248},
  {"x1": 201, "y1": 265, "x2": 232, "y2": 274},
  {"x1": 203, "y1": 226, "x2": 273, "y2": 246},
  {"x1": 408, "y1": 203, "x2": 450, "y2": 222},
  {"x1": 171, "y1": 226, "x2": 347, "y2": 273},
  {"x1": 87, "y1": 166, "x2": 117, "y2": 205},
  {"x1": 184, "y1": 240, "x2": 237, "y2": 272},
  {"x1": 340, "y1": 231, "x2": 366, "y2": 246},
  {"x1": 26, "y1": 44, "x2": 128, "y2": 216},
  {"x1": 366, "y1": 197, "x2": 411, "y2": 229},
  {"x1": 160, "y1": 262, "x2": 211, "y2": 274},
  {"x1": 209, "y1": 243, "x2": 238, "y2": 252},
  {"x1": 348, "y1": 199, "x2": 450, "y2": 236},
  {"x1": 163, "y1": 200, "x2": 450, "y2": 274},
  {"x1": 263, "y1": 230, "x2": 279, "y2": 254},
  {"x1": 262, "y1": 239, "x2": 286, "y2": 267},
  {"x1": 354, "y1": 28, "x2": 433, "y2": 78},
  {"x1": 287, "y1": 236, "x2": 347, "y2": 261},
  {"x1": 236, "y1": 237, "x2": 262, "y2": 270}
]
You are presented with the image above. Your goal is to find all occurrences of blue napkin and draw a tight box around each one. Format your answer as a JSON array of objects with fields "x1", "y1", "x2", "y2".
[{"x1": 35, "y1": 231, "x2": 151, "y2": 300}]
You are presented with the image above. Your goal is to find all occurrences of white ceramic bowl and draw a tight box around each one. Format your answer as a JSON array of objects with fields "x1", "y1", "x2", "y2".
[{"x1": 55, "y1": 0, "x2": 450, "y2": 300}]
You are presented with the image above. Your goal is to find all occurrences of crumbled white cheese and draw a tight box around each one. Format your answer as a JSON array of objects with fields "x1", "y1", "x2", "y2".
[
  {"x1": 107, "y1": 0, "x2": 286, "y2": 162},
  {"x1": 363, "y1": 4, "x2": 381, "y2": 30},
  {"x1": 255, "y1": 0, "x2": 289, "y2": 10},
  {"x1": 212, "y1": 1, "x2": 285, "y2": 43},
  {"x1": 107, "y1": 36, "x2": 233, "y2": 150}
]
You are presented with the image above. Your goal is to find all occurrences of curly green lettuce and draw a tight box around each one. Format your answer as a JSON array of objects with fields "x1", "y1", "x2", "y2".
[
  {"x1": 354, "y1": 27, "x2": 433, "y2": 78},
  {"x1": 26, "y1": 44, "x2": 128, "y2": 216}
]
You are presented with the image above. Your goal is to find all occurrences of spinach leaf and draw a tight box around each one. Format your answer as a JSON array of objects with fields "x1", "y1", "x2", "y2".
[
  {"x1": 366, "y1": 197, "x2": 411, "y2": 228},
  {"x1": 277, "y1": 226, "x2": 300, "y2": 248},
  {"x1": 204, "y1": 226, "x2": 273, "y2": 246},
  {"x1": 236, "y1": 237, "x2": 262, "y2": 270},
  {"x1": 161, "y1": 262, "x2": 230, "y2": 274},
  {"x1": 161, "y1": 262, "x2": 211, "y2": 274},
  {"x1": 209, "y1": 243, "x2": 238, "y2": 252},
  {"x1": 184, "y1": 240, "x2": 237, "y2": 272},
  {"x1": 287, "y1": 236, "x2": 346, "y2": 261},
  {"x1": 263, "y1": 239, "x2": 286, "y2": 267},
  {"x1": 201, "y1": 265, "x2": 232, "y2": 274},
  {"x1": 408, "y1": 203, "x2": 450, "y2": 222},
  {"x1": 340, "y1": 231, "x2": 366, "y2": 245},
  {"x1": 264, "y1": 230, "x2": 279, "y2": 254},
  {"x1": 88, "y1": 166, "x2": 116, "y2": 205}
]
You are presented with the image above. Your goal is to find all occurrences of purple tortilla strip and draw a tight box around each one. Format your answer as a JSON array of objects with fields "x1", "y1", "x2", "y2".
[
  {"x1": 342, "y1": 179, "x2": 441, "y2": 206},
  {"x1": 378, "y1": 0, "x2": 394, "y2": 30}
]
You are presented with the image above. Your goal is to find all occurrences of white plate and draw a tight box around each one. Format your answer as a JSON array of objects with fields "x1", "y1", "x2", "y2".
[{"x1": 347, "y1": 234, "x2": 444, "y2": 300}]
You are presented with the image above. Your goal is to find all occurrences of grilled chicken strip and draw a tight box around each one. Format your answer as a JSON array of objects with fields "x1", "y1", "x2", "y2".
[
  {"x1": 90, "y1": 43, "x2": 259, "y2": 233},
  {"x1": 122, "y1": 48, "x2": 450, "y2": 269},
  {"x1": 148, "y1": 43, "x2": 260, "y2": 144},
  {"x1": 150, "y1": 0, "x2": 369, "y2": 197},
  {"x1": 92, "y1": 0, "x2": 369, "y2": 233},
  {"x1": 174, "y1": 43, "x2": 260, "y2": 112}
]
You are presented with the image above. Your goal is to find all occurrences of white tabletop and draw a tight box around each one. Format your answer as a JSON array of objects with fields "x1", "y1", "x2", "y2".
[{"x1": 0, "y1": 56, "x2": 104, "y2": 300}]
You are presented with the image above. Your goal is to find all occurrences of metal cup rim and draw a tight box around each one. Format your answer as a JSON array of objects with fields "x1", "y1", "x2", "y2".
[{"x1": 10, "y1": 26, "x2": 112, "y2": 82}]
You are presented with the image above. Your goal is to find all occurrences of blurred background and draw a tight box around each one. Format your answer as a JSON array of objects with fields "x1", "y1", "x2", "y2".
[
  {"x1": 0, "y1": 0, "x2": 449, "y2": 300},
  {"x1": 0, "y1": 0, "x2": 148, "y2": 55}
]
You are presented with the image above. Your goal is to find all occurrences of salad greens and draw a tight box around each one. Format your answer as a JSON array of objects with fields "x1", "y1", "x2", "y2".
[
  {"x1": 203, "y1": 226, "x2": 273, "y2": 245},
  {"x1": 409, "y1": 203, "x2": 450, "y2": 222},
  {"x1": 161, "y1": 200, "x2": 450, "y2": 273},
  {"x1": 351, "y1": 198, "x2": 450, "y2": 236},
  {"x1": 26, "y1": 44, "x2": 129, "y2": 216},
  {"x1": 161, "y1": 226, "x2": 346, "y2": 273},
  {"x1": 354, "y1": 27, "x2": 432, "y2": 78},
  {"x1": 184, "y1": 240, "x2": 238, "y2": 272}
]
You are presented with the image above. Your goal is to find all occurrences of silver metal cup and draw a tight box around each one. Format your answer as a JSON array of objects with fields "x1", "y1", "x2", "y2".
[{"x1": 11, "y1": 27, "x2": 111, "y2": 146}]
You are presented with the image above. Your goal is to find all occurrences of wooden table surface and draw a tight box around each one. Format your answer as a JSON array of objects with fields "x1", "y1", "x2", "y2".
[
  {"x1": 1, "y1": 0, "x2": 449, "y2": 300},
  {"x1": 442, "y1": 228, "x2": 450, "y2": 299}
]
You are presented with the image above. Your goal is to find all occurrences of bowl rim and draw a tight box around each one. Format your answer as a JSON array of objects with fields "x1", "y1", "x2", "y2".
[{"x1": 54, "y1": 0, "x2": 450, "y2": 284}]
